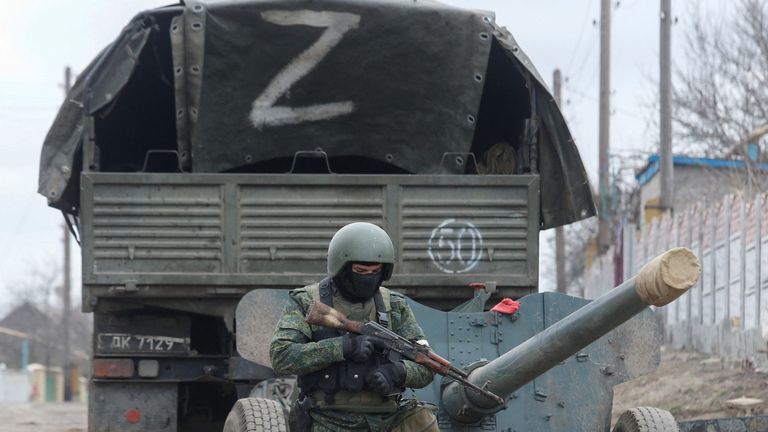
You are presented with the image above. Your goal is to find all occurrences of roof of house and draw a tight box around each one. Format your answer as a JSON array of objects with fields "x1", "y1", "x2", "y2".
[{"x1": 636, "y1": 154, "x2": 768, "y2": 187}]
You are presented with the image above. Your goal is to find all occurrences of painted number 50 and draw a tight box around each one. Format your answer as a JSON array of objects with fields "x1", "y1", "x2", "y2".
[{"x1": 428, "y1": 219, "x2": 484, "y2": 274}]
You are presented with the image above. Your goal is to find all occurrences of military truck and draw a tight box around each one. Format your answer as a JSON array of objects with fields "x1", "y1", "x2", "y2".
[{"x1": 39, "y1": 1, "x2": 612, "y2": 431}]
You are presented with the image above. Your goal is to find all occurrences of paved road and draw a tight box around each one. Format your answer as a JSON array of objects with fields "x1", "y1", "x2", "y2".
[{"x1": 0, "y1": 403, "x2": 86, "y2": 432}]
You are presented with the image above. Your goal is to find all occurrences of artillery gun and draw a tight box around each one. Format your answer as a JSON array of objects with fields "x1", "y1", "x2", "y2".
[{"x1": 234, "y1": 247, "x2": 701, "y2": 431}]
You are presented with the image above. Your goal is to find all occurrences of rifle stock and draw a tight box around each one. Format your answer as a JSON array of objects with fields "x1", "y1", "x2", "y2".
[{"x1": 305, "y1": 300, "x2": 364, "y2": 333}]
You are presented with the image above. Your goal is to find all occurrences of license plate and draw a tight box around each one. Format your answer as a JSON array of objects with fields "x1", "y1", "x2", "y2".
[{"x1": 97, "y1": 333, "x2": 190, "y2": 354}]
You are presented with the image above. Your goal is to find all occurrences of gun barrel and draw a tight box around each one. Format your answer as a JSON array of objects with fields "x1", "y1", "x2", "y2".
[{"x1": 442, "y1": 247, "x2": 700, "y2": 423}]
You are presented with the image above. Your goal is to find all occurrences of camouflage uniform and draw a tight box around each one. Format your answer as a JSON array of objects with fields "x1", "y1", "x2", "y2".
[{"x1": 270, "y1": 283, "x2": 434, "y2": 431}]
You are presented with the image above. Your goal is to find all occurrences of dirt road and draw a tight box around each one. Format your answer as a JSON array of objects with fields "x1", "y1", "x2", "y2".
[
  {"x1": 0, "y1": 402, "x2": 86, "y2": 432},
  {"x1": 613, "y1": 346, "x2": 768, "y2": 421},
  {"x1": 4, "y1": 348, "x2": 766, "y2": 431}
]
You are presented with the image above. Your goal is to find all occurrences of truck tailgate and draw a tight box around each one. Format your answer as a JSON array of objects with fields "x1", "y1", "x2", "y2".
[{"x1": 81, "y1": 173, "x2": 539, "y2": 298}]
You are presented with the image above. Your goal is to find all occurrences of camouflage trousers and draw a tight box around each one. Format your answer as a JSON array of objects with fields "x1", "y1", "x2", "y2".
[{"x1": 309, "y1": 400, "x2": 438, "y2": 432}]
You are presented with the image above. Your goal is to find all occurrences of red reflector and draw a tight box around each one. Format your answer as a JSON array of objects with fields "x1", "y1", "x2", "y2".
[
  {"x1": 93, "y1": 359, "x2": 134, "y2": 378},
  {"x1": 125, "y1": 409, "x2": 141, "y2": 424}
]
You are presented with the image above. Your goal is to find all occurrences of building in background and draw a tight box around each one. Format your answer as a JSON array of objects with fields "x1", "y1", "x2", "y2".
[
  {"x1": 0, "y1": 303, "x2": 59, "y2": 369},
  {"x1": 0, "y1": 302, "x2": 91, "y2": 402},
  {"x1": 635, "y1": 154, "x2": 768, "y2": 224}
]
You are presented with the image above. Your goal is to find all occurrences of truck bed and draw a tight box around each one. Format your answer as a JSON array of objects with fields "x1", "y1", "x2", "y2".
[{"x1": 81, "y1": 172, "x2": 539, "y2": 307}]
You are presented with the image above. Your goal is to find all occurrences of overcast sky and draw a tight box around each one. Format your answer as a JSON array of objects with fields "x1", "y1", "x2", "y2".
[{"x1": 0, "y1": 0, "x2": 731, "y2": 314}]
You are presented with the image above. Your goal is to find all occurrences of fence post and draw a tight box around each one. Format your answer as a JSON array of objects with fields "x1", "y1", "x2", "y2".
[
  {"x1": 725, "y1": 196, "x2": 732, "y2": 325},
  {"x1": 686, "y1": 206, "x2": 693, "y2": 344},
  {"x1": 696, "y1": 203, "x2": 706, "y2": 324},
  {"x1": 649, "y1": 219, "x2": 669, "y2": 327},
  {"x1": 711, "y1": 204, "x2": 717, "y2": 324},
  {"x1": 674, "y1": 212, "x2": 681, "y2": 323},
  {"x1": 757, "y1": 194, "x2": 764, "y2": 330},
  {"x1": 740, "y1": 196, "x2": 746, "y2": 330},
  {"x1": 698, "y1": 204, "x2": 705, "y2": 325},
  {"x1": 686, "y1": 208, "x2": 693, "y2": 323},
  {"x1": 640, "y1": 223, "x2": 647, "y2": 277},
  {"x1": 624, "y1": 223, "x2": 634, "y2": 280}
]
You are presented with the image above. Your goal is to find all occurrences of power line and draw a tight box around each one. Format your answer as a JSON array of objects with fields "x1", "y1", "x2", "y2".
[
  {"x1": 565, "y1": 86, "x2": 647, "y2": 119},
  {"x1": 568, "y1": 30, "x2": 600, "y2": 92},
  {"x1": 565, "y1": 0, "x2": 598, "y2": 73},
  {"x1": 0, "y1": 198, "x2": 34, "y2": 273},
  {"x1": 570, "y1": 0, "x2": 643, "y2": 106}
]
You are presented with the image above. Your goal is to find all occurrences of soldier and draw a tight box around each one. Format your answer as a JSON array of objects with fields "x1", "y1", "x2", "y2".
[{"x1": 270, "y1": 222, "x2": 438, "y2": 431}]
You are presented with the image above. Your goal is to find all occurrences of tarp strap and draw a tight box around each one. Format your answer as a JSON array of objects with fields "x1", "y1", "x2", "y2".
[{"x1": 61, "y1": 211, "x2": 81, "y2": 245}]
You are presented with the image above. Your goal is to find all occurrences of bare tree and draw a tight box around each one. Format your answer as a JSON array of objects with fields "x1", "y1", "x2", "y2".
[
  {"x1": 564, "y1": 218, "x2": 599, "y2": 287},
  {"x1": 549, "y1": 149, "x2": 645, "y2": 292},
  {"x1": 6, "y1": 259, "x2": 61, "y2": 313},
  {"x1": 674, "y1": 0, "x2": 768, "y2": 158},
  {"x1": 0, "y1": 260, "x2": 91, "y2": 370}
]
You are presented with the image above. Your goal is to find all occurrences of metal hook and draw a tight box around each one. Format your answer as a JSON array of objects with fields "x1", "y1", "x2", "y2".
[
  {"x1": 288, "y1": 150, "x2": 334, "y2": 174},
  {"x1": 141, "y1": 150, "x2": 185, "y2": 173}
]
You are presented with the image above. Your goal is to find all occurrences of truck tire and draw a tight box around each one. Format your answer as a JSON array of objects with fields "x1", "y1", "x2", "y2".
[
  {"x1": 223, "y1": 397, "x2": 288, "y2": 432},
  {"x1": 612, "y1": 407, "x2": 679, "y2": 432}
]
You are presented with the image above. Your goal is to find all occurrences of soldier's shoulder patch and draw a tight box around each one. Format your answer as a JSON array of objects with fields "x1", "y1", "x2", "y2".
[
  {"x1": 388, "y1": 291, "x2": 410, "y2": 309},
  {"x1": 288, "y1": 287, "x2": 310, "y2": 297},
  {"x1": 288, "y1": 287, "x2": 314, "y2": 307},
  {"x1": 389, "y1": 290, "x2": 408, "y2": 300}
]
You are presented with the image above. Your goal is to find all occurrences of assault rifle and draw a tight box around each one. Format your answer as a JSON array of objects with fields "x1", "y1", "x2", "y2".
[{"x1": 304, "y1": 300, "x2": 505, "y2": 406}]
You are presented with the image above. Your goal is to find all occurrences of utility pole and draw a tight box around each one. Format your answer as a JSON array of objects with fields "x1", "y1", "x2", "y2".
[
  {"x1": 598, "y1": 0, "x2": 612, "y2": 251},
  {"x1": 553, "y1": 69, "x2": 567, "y2": 294},
  {"x1": 659, "y1": 0, "x2": 674, "y2": 213},
  {"x1": 62, "y1": 66, "x2": 73, "y2": 402}
]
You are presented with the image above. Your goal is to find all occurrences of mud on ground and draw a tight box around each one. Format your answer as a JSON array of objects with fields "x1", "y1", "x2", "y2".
[{"x1": 612, "y1": 346, "x2": 768, "y2": 421}]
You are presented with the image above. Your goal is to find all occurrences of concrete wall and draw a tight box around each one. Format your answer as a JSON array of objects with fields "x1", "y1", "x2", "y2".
[
  {"x1": 0, "y1": 368, "x2": 31, "y2": 402},
  {"x1": 666, "y1": 322, "x2": 767, "y2": 369},
  {"x1": 28, "y1": 364, "x2": 64, "y2": 402},
  {"x1": 579, "y1": 192, "x2": 768, "y2": 367}
]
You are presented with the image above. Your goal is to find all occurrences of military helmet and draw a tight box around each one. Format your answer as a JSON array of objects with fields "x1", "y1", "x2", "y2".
[{"x1": 327, "y1": 222, "x2": 395, "y2": 280}]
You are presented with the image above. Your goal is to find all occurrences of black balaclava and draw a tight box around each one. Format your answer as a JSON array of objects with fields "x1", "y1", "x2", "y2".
[{"x1": 335, "y1": 263, "x2": 384, "y2": 302}]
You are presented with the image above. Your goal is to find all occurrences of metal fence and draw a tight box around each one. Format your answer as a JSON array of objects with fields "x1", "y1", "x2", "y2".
[{"x1": 578, "y1": 193, "x2": 768, "y2": 363}]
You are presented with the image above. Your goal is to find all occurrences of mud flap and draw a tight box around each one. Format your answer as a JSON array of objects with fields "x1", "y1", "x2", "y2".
[{"x1": 89, "y1": 382, "x2": 176, "y2": 431}]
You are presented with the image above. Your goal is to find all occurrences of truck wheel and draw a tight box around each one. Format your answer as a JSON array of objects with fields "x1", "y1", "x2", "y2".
[
  {"x1": 612, "y1": 407, "x2": 679, "y2": 432},
  {"x1": 223, "y1": 397, "x2": 288, "y2": 432}
]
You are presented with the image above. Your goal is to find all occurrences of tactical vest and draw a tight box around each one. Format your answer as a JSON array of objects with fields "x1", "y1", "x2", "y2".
[{"x1": 297, "y1": 277, "x2": 398, "y2": 411}]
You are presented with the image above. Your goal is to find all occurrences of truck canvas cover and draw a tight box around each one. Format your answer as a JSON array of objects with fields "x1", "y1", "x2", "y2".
[{"x1": 39, "y1": 0, "x2": 595, "y2": 228}]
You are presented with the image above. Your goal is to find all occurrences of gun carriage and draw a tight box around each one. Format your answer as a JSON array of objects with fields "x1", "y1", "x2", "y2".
[{"x1": 235, "y1": 248, "x2": 700, "y2": 431}]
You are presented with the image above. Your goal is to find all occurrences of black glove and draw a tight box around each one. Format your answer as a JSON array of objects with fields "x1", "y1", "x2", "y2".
[
  {"x1": 342, "y1": 334, "x2": 377, "y2": 362},
  {"x1": 365, "y1": 362, "x2": 406, "y2": 396}
]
